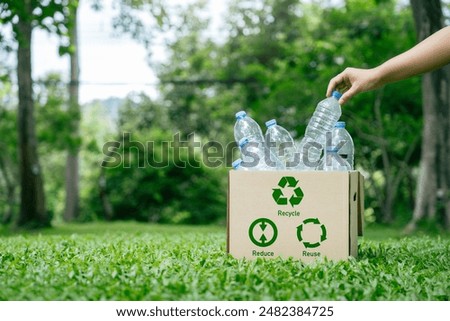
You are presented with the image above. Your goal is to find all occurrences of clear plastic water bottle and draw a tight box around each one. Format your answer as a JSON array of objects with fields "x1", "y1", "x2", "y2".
[
  {"x1": 298, "y1": 91, "x2": 343, "y2": 169},
  {"x1": 264, "y1": 119, "x2": 297, "y2": 169},
  {"x1": 238, "y1": 137, "x2": 284, "y2": 170},
  {"x1": 316, "y1": 156, "x2": 325, "y2": 171},
  {"x1": 234, "y1": 111, "x2": 265, "y2": 144},
  {"x1": 332, "y1": 121, "x2": 354, "y2": 170},
  {"x1": 323, "y1": 146, "x2": 351, "y2": 171},
  {"x1": 231, "y1": 158, "x2": 249, "y2": 171}
]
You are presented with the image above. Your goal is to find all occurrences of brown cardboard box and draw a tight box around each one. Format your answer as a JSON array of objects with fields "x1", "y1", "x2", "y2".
[{"x1": 227, "y1": 171, "x2": 364, "y2": 263}]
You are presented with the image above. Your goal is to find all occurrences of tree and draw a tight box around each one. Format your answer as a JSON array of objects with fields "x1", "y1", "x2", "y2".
[
  {"x1": 64, "y1": 1, "x2": 81, "y2": 222},
  {"x1": 13, "y1": 0, "x2": 46, "y2": 228},
  {"x1": 406, "y1": 0, "x2": 450, "y2": 232},
  {"x1": 0, "y1": 0, "x2": 71, "y2": 228}
]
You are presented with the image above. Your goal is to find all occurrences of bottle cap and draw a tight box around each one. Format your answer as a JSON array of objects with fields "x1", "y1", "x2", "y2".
[
  {"x1": 232, "y1": 158, "x2": 243, "y2": 169},
  {"x1": 265, "y1": 119, "x2": 277, "y2": 128},
  {"x1": 335, "y1": 121, "x2": 345, "y2": 128},
  {"x1": 332, "y1": 91, "x2": 342, "y2": 100},
  {"x1": 235, "y1": 111, "x2": 247, "y2": 119},
  {"x1": 238, "y1": 137, "x2": 249, "y2": 148}
]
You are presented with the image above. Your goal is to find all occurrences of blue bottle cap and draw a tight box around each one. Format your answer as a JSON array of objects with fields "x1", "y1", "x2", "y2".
[
  {"x1": 335, "y1": 121, "x2": 345, "y2": 128},
  {"x1": 265, "y1": 119, "x2": 277, "y2": 128},
  {"x1": 238, "y1": 137, "x2": 249, "y2": 148},
  {"x1": 232, "y1": 158, "x2": 243, "y2": 169},
  {"x1": 235, "y1": 111, "x2": 247, "y2": 119},
  {"x1": 332, "y1": 91, "x2": 342, "y2": 100}
]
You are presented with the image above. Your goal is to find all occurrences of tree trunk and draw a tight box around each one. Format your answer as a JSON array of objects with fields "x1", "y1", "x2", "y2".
[
  {"x1": 16, "y1": 4, "x2": 49, "y2": 228},
  {"x1": 64, "y1": 154, "x2": 79, "y2": 221},
  {"x1": 373, "y1": 89, "x2": 394, "y2": 223},
  {"x1": 406, "y1": 0, "x2": 450, "y2": 233},
  {"x1": 64, "y1": 4, "x2": 80, "y2": 222}
]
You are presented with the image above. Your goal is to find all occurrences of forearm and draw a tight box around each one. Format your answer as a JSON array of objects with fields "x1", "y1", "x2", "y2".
[{"x1": 375, "y1": 26, "x2": 450, "y2": 86}]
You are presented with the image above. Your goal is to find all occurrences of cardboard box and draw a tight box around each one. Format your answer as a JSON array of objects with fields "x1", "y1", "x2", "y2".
[{"x1": 227, "y1": 171, "x2": 364, "y2": 263}]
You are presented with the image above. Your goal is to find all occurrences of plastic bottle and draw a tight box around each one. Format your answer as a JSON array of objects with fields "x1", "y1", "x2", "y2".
[
  {"x1": 323, "y1": 146, "x2": 351, "y2": 171},
  {"x1": 298, "y1": 91, "x2": 343, "y2": 169},
  {"x1": 264, "y1": 119, "x2": 297, "y2": 169},
  {"x1": 331, "y1": 121, "x2": 354, "y2": 170},
  {"x1": 238, "y1": 137, "x2": 284, "y2": 170},
  {"x1": 231, "y1": 158, "x2": 249, "y2": 171},
  {"x1": 234, "y1": 111, "x2": 265, "y2": 144}
]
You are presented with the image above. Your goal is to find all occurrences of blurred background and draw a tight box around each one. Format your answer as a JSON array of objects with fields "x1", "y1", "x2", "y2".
[{"x1": 0, "y1": 0, "x2": 449, "y2": 232}]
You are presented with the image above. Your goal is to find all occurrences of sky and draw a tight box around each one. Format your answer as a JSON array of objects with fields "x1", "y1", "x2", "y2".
[{"x1": 31, "y1": 0, "x2": 228, "y2": 104}]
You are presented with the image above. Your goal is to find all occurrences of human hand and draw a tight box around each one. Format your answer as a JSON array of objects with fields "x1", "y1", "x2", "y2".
[{"x1": 326, "y1": 67, "x2": 382, "y2": 105}]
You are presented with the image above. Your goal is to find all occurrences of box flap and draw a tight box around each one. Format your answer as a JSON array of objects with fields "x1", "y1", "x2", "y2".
[{"x1": 357, "y1": 172, "x2": 365, "y2": 236}]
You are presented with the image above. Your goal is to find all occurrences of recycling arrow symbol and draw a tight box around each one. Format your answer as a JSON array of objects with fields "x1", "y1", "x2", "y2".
[
  {"x1": 272, "y1": 176, "x2": 304, "y2": 207},
  {"x1": 296, "y1": 218, "x2": 327, "y2": 249}
]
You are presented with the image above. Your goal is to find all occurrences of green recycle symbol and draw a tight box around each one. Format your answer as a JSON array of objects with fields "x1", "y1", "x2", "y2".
[
  {"x1": 272, "y1": 176, "x2": 304, "y2": 207},
  {"x1": 296, "y1": 218, "x2": 327, "y2": 249}
]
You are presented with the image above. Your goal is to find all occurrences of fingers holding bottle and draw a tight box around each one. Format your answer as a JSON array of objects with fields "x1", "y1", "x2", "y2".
[{"x1": 326, "y1": 67, "x2": 382, "y2": 105}]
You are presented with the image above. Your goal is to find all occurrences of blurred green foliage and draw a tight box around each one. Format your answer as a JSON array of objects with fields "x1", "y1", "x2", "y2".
[
  {"x1": 1, "y1": 0, "x2": 447, "y2": 226},
  {"x1": 153, "y1": 0, "x2": 422, "y2": 225},
  {"x1": 74, "y1": 92, "x2": 226, "y2": 224}
]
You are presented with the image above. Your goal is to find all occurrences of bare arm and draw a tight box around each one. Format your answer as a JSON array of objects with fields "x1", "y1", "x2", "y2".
[{"x1": 327, "y1": 26, "x2": 450, "y2": 105}]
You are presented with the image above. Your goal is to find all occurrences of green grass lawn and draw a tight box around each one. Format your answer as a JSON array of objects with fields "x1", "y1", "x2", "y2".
[{"x1": 0, "y1": 222, "x2": 448, "y2": 300}]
